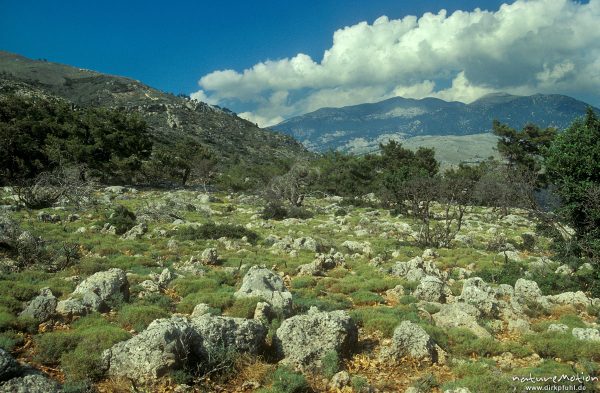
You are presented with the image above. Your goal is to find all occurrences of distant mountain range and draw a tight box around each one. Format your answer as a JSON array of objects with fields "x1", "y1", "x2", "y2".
[
  {"x1": 0, "y1": 51, "x2": 307, "y2": 168},
  {"x1": 273, "y1": 93, "x2": 599, "y2": 154}
]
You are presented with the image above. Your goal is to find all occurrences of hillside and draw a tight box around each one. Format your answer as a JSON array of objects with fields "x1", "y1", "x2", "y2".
[
  {"x1": 273, "y1": 93, "x2": 598, "y2": 156},
  {"x1": 0, "y1": 51, "x2": 308, "y2": 167}
]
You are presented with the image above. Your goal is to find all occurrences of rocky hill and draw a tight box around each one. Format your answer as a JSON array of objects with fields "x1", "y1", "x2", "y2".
[
  {"x1": 0, "y1": 51, "x2": 307, "y2": 167},
  {"x1": 273, "y1": 92, "x2": 599, "y2": 153}
]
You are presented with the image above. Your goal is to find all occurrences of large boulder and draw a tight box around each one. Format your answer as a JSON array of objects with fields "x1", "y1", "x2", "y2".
[
  {"x1": 414, "y1": 276, "x2": 450, "y2": 302},
  {"x1": 433, "y1": 303, "x2": 491, "y2": 338},
  {"x1": 572, "y1": 328, "x2": 600, "y2": 342},
  {"x1": 57, "y1": 268, "x2": 129, "y2": 316},
  {"x1": 19, "y1": 288, "x2": 57, "y2": 323},
  {"x1": 389, "y1": 256, "x2": 444, "y2": 282},
  {"x1": 380, "y1": 321, "x2": 444, "y2": 363},
  {"x1": 120, "y1": 223, "x2": 148, "y2": 240},
  {"x1": 0, "y1": 373, "x2": 61, "y2": 393},
  {"x1": 234, "y1": 266, "x2": 292, "y2": 316},
  {"x1": 274, "y1": 308, "x2": 358, "y2": 371},
  {"x1": 514, "y1": 279, "x2": 550, "y2": 310},
  {"x1": 545, "y1": 291, "x2": 591, "y2": 309},
  {"x1": 457, "y1": 277, "x2": 499, "y2": 316},
  {"x1": 103, "y1": 316, "x2": 199, "y2": 382},
  {"x1": 190, "y1": 315, "x2": 267, "y2": 362}
]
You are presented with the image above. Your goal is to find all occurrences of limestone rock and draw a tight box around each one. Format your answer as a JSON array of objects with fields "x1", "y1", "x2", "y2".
[
  {"x1": 572, "y1": 328, "x2": 600, "y2": 342},
  {"x1": 380, "y1": 321, "x2": 443, "y2": 363},
  {"x1": 19, "y1": 288, "x2": 57, "y2": 322},
  {"x1": 274, "y1": 309, "x2": 358, "y2": 371},
  {"x1": 235, "y1": 266, "x2": 292, "y2": 316}
]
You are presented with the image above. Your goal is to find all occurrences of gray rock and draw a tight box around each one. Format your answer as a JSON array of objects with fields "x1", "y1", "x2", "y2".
[
  {"x1": 414, "y1": 276, "x2": 450, "y2": 302},
  {"x1": 104, "y1": 186, "x2": 127, "y2": 194},
  {"x1": 433, "y1": 303, "x2": 491, "y2": 338},
  {"x1": 545, "y1": 291, "x2": 591, "y2": 309},
  {"x1": 507, "y1": 318, "x2": 530, "y2": 334},
  {"x1": 72, "y1": 268, "x2": 129, "y2": 310},
  {"x1": 200, "y1": 248, "x2": 218, "y2": 265},
  {"x1": 514, "y1": 279, "x2": 550, "y2": 310},
  {"x1": 19, "y1": 288, "x2": 57, "y2": 322},
  {"x1": 293, "y1": 237, "x2": 318, "y2": 252},
  {"x1": 158, "y1": 268, "x2": 174, "y2": 287},
  {"x1": 547, "y1": 324, "x2": 569, "y2": 333},
  {"x1": 380, "y1": 321, "x2": 443, "y2": 363},
  {"x1": 234, "y1": 266, "x2": 292, "y2": 316},
  {"x1": 0, "y1": 372, "x2": 61, "y2": 393},
  {"x1": 0, "y1": 349, "x2": 19, "y2": 382},
  {"x1": 390, "y1": 256, "x2": 443, "y2": 282},
  {"x1": 55, "y1": 298, "x2": 87, "y2": 318},
  {"x1": 572, "y1": 328, "x2": 600, "y2": 342},
  {"x1": 444, "y1": 389, "x2": 472, "y2": 393},
  {"x1": 254, "y1": 302, "x2": 273, "y2": 323},
  {"x1": 555, "y1": 264, "x2": 573, "y2": 276},
  {"x1": 103, "y1": 316, "x2": 199, "y2": 382},
  {"x1": 190, "y1": 315, "x2": 267, "y2": 362},
  {"x1": 191, "y1": 303, "x2": 211, "y2": 317},
  {"x1": 329, "y1": 371, "x2": 351, "y2": 389},
  {"x1": 274, "y1": 309, "x2": 358, "y2": 371},
  {"x1": 341, "y1": 240, "x2": 371, "y2": 255},
  {"x1": 121, "y1": 223, "x2": 148, "y2": 240},
  {"x1": 385, "y1": 285, "x2": 405, "y2": 301},
  {"x1": 37, "y1": 212, "x2": 61, "y2": 223},
  {"x1": 458, "y1": 277, "x2": 499, "y2": 316}
]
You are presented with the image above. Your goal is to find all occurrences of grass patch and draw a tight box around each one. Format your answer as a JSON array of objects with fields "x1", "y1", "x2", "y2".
[
  {"x1": 173, "y1": 222, "x2": 258, "y2": 244},
  {"x1": 350, "y1": 305, "x2": 419, "y2": 338},
  {"x1": 116, "y1": 304, "x2": 170, "y2": 332}
]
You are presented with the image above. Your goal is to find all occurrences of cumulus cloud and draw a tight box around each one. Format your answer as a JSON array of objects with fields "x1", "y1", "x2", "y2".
[{"x1": 194, "y1": 0, "x2": 600, "y2": 127}]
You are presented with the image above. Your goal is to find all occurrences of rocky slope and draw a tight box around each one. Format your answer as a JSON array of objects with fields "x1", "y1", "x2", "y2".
[
  {"x1": 0, "y1": 51, "x2": 307, "y2": 167},
  {"x1": 273, "y1": 92, "x2": 599, "y2": 153}
]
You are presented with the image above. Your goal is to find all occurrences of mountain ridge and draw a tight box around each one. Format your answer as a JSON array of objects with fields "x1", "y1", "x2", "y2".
[
  {"x1": 0, "y1": 51, "x2": 308, "y2": 168},
  {"x1": 272, "y1": 92, "x2": 598, "y2": 153}
]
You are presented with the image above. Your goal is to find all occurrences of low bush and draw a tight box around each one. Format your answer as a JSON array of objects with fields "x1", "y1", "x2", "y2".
[
  {"x1": 225, "y1": 297, "x2": 261, "y2": 319},
  {"x1": 259, "y1": 365, "x2": 310, "y2": 393},
  {"x1": 117, "y1": 304, "x2": 170, "y2": 332},
  {"x1": 320, "y1": 350, "x2": 340, "y2": 379},
  {"x1": 350, "y1": 305, "x2": 419, "y2": 338},
  {"x1": 527, "y1": 332, "x2": 600, "y2": 361},
  {"x1": 106, "y1": 205, "x2": 136, "y2": 235},
  {"x1": 174, "y1": 222, "x2": 258, "y2": 244},
  {"x1": 350, "y1": 290, "x2": 385, "y2": 306}
]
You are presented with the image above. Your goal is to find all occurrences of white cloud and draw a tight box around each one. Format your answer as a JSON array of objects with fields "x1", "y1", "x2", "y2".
[{"x1": 194, "y1": 0, "x2": 600, "y2": 127}]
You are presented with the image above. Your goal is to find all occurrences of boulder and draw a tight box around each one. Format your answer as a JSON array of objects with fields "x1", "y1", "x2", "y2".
[
  {"x1": 200, "y1": 248, "x2": 218, "y2": 265},
  {"x1": 433, "y1": 303, "x2": 491, "y2": 338},
  {"x1": 19, "y1": 288, "x2": 57, "y2": 322},
  {"x1": 547, "y1": 324, "x2": 569, "y2": 333},
  {"x1": 0, "y1": 349, "x2": 19, "y2": 382},
  {"x1": 389, "y1": 256, "x2": 443, "y2": 281},
  {"x1": 572, "y1": 328, "x2": 600, "y2": 342},
  {"x1": 274, "y1": 308, "x2": 358, "y2": 371},
  {"x1": 190, "y1": 315, "x2": 267, "y2": 362},
  {"x1": 253, "y1": 302, "x2": 273, "y2": 323},
  {"x1": 414, "y1": 276, "x2": 450, "y2": 302},
  {"x1": 57, "y1": 268, "x2": 128, "y2": 316},
  {"x1": 514, "y1": 279, "x2": 550, "y2": 310},
  {"x1": 103, "y1": 316, "x2": 199, "y2": 382},
  {"x1": 545, "y1": 291, "x2": 591, "y2": 309},
  {"x1": 121, "y1": 223, "x2": 148, "y2": 240},
  {"x1": 234, "y1": 266, "x2": 292, "y2": 315},
  {"x1": 458, "y1": 277, "x2": 499, "y2": 316},
  {"x1": 329, "y1": 371, "x2": 351, "y2": 390},
  {"x1": 158, "y1": 268, "x2": 174, "y2": 288},
  {"x1": 380, "y1": 321, "x2": 444, "y2": 363},
  {"x1": 191, "y1": 303, "x2": 212, "y2": 318},
  {"x1": 0, "y1": 373, "x2": 61, "y2": 393},
  {"x1": 341, "y1": 240, "x2": 371, "y2": 255}
]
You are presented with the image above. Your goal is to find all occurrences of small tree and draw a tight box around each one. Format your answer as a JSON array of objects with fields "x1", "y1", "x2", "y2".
[{"x1": 266, "y1": 163, "x2": 318, "y2": 207}]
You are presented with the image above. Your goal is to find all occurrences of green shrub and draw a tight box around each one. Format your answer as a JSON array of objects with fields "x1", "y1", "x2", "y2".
[
  {"x1": 290, "y1": 276, "x2": 316, "y2": 289},
  {"x1": 286, "y1": 206, "x2": 313, "y2": 220},
  {"x1": 106, "y1": 205, "x2": 136, "y2": 235},
  {"x1": 334, "y1": 208, "x2": 348, "y2": 217},
  {"x1": 176, "y1": 288, "x2": 235, "y2": 314},
  {"x1": 260, "y1": 365, "x2": 310, "y2": 393},
  {"x1": 0, "y1": 331, "x2": 23, "y2": 351},
  {"x1": 173, "y1": 222, "x2": 258, "y2": 244},
  {"x1": 442, "y1": 360, "x2": 514, "y2": 393},
  {"x1": 350, "y1": 290, "x2": 385, "y2": 306},
  {"x1": 292, "y1": 291, "x2": 351, "y2": 313},
  {"x1": 117, "y1": 304, "x2": 170, "y2": 332},
  {"x1": 521, "y1": 233, "x2": 536, "y2": 251},
  {"x1": 350, "y1": 305, "x2": 419, "y2": 338},
  {"x1": 261, "y1": 202, "x2": 288, "y2": 220},
  {"x1": 34, "y1": 331, "x2": 80, "y2": 364},
  {"x1": 527, "y1": 332, "x2": 600, "y2": 361},
  {"x1": 351, "y1": 375, "x2": 369, "y2": 392},
  {"x1": 225, "y1": 297, "x2": 261, "y2": 319},
  {"x1": 447, "y1": 328, "x2": 504, "y2": 357},
  {"x1": 0, "y1": 311, "x2": 15, "y2": 331},
  {"x1": 320, "y1": 350, "x2": 339, "y2": 379}
]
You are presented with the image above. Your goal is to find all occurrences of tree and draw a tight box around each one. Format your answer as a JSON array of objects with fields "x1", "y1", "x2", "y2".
[
  {"x1": 545, "y1": 108, "x2": 600, "y2": 261},
  {"x1": 493, "y1": 120, "x2": 556, "y2": 177},
  {"x1": 147, "y1": 140, "x2": 215, "y2": 187}
]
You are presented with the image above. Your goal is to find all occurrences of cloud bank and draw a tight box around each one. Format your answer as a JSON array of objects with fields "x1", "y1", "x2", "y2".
[{"x1": 193, "y1": 0, "x2": 600, "y2": 127}]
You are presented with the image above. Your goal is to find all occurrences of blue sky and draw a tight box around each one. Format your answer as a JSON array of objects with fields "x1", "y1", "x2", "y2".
[{"x1": 2, "y1": 0, "x2": 599, "y2": 125}]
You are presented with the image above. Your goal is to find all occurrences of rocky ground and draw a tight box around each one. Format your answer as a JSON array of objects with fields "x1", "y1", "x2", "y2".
[{"x1": 0, "y1": 186, "x2": 599, "y2": 392}]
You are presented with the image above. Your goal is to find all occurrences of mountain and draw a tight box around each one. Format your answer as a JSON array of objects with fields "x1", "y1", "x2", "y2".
[
  {"x1": 0, "y1": 51, "x2": 307, "y2": 167},
  {"x1": 272, "y1": 92, "x2": 598, "y2": 156}
]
